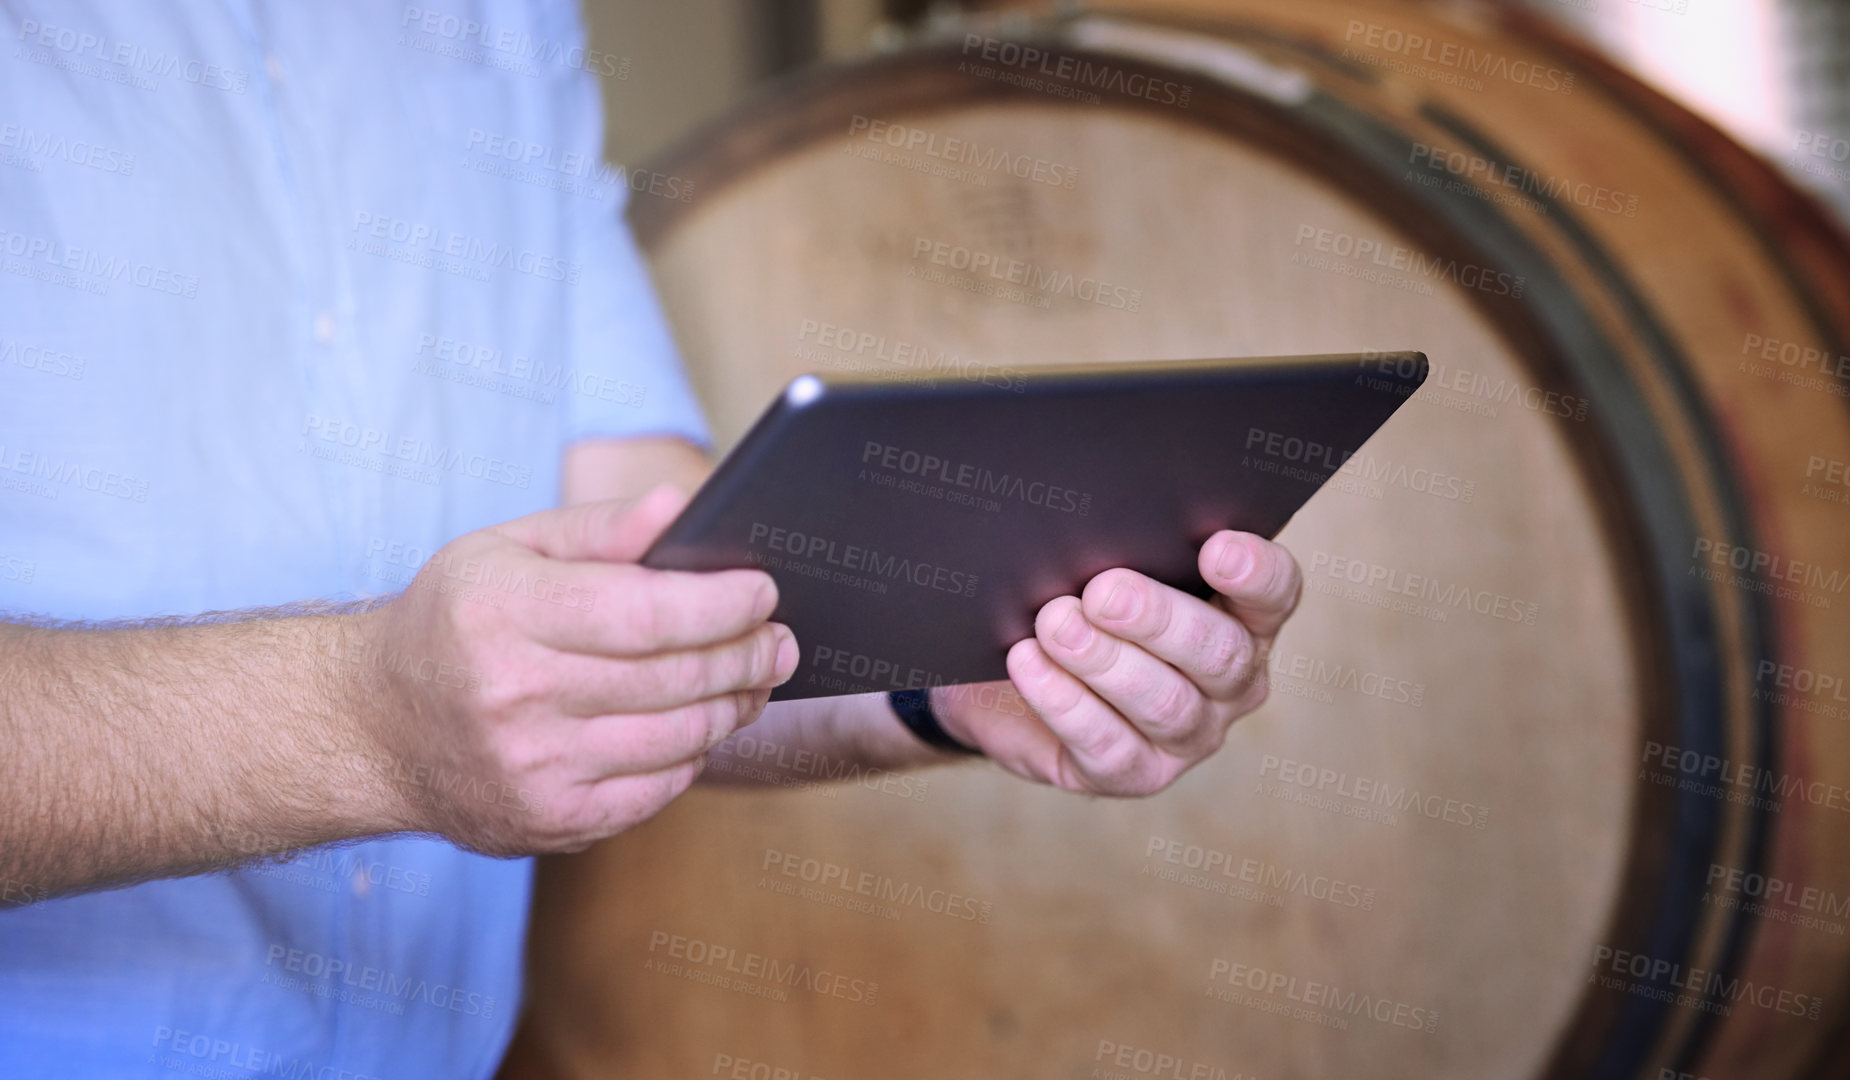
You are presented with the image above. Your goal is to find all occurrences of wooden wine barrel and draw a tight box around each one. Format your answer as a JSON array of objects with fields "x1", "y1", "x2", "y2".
[{"x1": 499, "y1": 3, "x2": 1850, "y2": 1079}]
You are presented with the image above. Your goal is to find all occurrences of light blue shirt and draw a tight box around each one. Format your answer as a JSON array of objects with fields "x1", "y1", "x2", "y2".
[{"x1": 0, "y1": 1, "x2": 709, "y2": 1074}]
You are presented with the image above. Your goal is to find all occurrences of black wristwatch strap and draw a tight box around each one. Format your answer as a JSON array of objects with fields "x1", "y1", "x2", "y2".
[{"x1": 888, "y1": 688, "x2": 982, "y2": 756}]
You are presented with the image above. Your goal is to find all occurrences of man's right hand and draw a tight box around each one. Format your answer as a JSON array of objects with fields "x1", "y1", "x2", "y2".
[{"x1": 359, "y1": 484, "x2": 796, "y2": 855}]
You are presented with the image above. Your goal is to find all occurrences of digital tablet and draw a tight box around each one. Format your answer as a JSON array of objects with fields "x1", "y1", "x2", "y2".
[{"x1": 641, "y1": 352, "x2": 1428, "y2": 700}]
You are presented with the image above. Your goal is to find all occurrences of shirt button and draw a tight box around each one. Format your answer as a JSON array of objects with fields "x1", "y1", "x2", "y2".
[
  {"x1": 265, "y1": 54, "x2": 285, "y2": 83},
  {"x1": 313, "y1": 313, "x2": 336, "y2": 344}
]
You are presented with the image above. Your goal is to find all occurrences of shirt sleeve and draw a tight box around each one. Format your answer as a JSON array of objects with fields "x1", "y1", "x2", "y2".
[{"x1": 551, "y1": 8, "x2": 713, "y2": 451}]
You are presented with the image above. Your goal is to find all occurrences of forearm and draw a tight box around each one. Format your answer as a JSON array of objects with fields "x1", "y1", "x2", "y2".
[
  {"x1": 701, "y1": 688, "x2": 980, "y2": 787},
  {"x1": 0, "y1": 610, "x2": 403, "y2": 902}
]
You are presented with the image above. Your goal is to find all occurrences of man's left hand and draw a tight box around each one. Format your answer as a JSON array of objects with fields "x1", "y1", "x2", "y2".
[{"x1": 933, "y1": 530, "x2": 1301, "y2": 797}]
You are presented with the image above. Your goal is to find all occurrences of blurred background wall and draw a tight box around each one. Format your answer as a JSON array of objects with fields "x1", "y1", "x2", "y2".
[
  {"x1": 509, "y1": 3, "x2": 1850, "y2": 1079},
  {"x1": 585, "y1": 0, "x2": 1850, "y2": 228}
]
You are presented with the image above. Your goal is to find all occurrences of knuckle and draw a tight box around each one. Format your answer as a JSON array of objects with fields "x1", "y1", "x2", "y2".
[
  {"x1": 629, "y1": 649, "x2": 701, "y2": 705},
  {"x1": 646, "y1": 760, "x2": 701, "y2": 808},
  {"x1": 696, "y1": 694, "x2": 741, "y2": 751},
  {"x1": 1071, "y1": 717, "x2": 1128, "y2": 764},
  {"x1": 1264, "y1": 548, "x2": 1296, "y2": 605},
  {"x1": 1143, "y1": 678, "x2": 1199, "y2": 731},
  {"x1": 474, "y1": 655, "x2": 547, "y2": 717},
  {"x1": 1094, "y1": 741, "x2": 1156, "y2": 790},
  {"x1": 1237, "y1": 673, "x2": 1271, "y2": 713},
  {"x1": 1281, "y1": 555, "x2": 1304, "y2": 605},
  {"x1": 1026, "y1": 670, "x2": 1086, "y2": 724},
  {"x1": 1140, "y1": 584, "x2": 1176, "y2": 640},
  {"x1": 487, "y1": 727, "x2": 551, "y2": 777},
  {"x1": 749, "y1": 625, "x2": 783, "y2": 686},
  {"x1": 1199, "y1": 627, "x2": 1245, "y2": 682},
  {"x1": 1035, "y1": 595, "x2": 1080, "y2": 637},
  {"x1": 669, "y1": 648, "x2": 713, "y2": 700},
  {"x1": 623, "y1": 576, "x2": 666, "y2": 649}
]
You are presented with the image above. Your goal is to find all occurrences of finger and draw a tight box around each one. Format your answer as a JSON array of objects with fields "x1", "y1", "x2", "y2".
[
  {"x1": 1005, "y1": 637, "x2": 1168, "y2": 794},
  {"x1": 576, "y1": 756, "x2": 708, "y2": 838},
  {"x1": 1200, "y1": 532, "x2": 1302, "y2": 639},
  {"x1": 932, "y1": 683, "x2": 1068, "y2": 786},
  {"x1": 498, "y1": 553, "x2": 777, "y2": 657},
  {"x1": 495, "y1": 483, "x2": 689, "y2": 563},
  {"x1": 1080, "y1": 568, "x2": 1258, "y2": 702},
  {"x1": 569, "y1": 689, "x2": 772, "y2": 776},
  {"x1": 1034, "y1": 594, "x2": 1213, "y2": 753},
  {"x1": 551, "y1": 622, "x2": 798, "y2": 715}
]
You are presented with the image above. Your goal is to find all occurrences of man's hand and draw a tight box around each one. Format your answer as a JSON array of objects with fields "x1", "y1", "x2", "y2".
[
  {"x1": 932, "y1": 530, "x2": 1301, "y2": 796},
  {"x1": 361, "y1": 483, "x2": 796, "y2": 855}
]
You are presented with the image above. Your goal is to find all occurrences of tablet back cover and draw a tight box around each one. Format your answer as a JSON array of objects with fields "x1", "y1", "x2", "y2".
[{"x1": 643, "y1": 353, "x2": 1427, "y2": 700}]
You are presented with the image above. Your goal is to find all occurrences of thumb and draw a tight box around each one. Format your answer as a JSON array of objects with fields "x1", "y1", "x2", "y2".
[{"x1": 495, "y1": 483, "x2": 691, "y2": 563}]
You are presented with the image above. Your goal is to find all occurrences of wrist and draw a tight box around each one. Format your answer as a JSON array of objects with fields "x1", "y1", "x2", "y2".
[
  {"x1": 320, "y1": 608, "x2": 427, "y2": 836},
  {"x1": 890, "y1": 687, "x2": 982, "y2": 756}
]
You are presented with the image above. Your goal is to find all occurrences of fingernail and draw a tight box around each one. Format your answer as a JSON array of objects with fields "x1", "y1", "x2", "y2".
[
  {"x1": 1216, "y1": 536, "x2": 1253, "y2": 583},
  {"x1": 1098, "y1": 580, "x2": 1138, "y2": 622},
  {"x1": 1052, "y1": 607, "x2": 1094, "y2": 650},
  {"x1": 773, "y1": 627, "x2": 799, "y2": 684}
]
